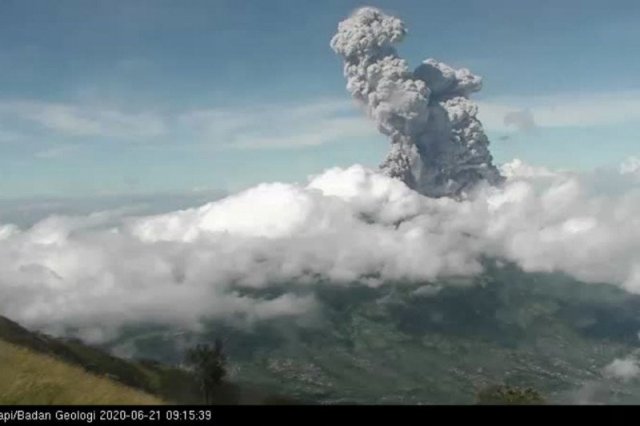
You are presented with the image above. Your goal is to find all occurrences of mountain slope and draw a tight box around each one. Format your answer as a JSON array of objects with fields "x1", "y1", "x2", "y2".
[
  {"x1": 107, "y1": 262, "x2": 640, "y2": 404},
  {"x1": 0, "y1": 315, "x2": 299, "y2": 405},
  {"x1": 0, "y1": 315, "x2": 202, "y2": 404},
  {"x1": 0, "y1": 340, "x2": 163, "y2": 405}
]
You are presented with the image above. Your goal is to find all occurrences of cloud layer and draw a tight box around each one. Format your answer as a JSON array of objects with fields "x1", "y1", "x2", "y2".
[
  {"x1": 0, "y1": 100, "x2": 166, "y2": 140},
  {"x1": 178, "y1": 99, "x2": 377, "y2": 150},
  {"x1": 1, "y1": 160, "x2": 640, "y2": 341},
  {"x1": 0, "y1": 98, "x2": 376, "y2": 155},
  {"x1": 479, "y1": 91, "x2": 640, "y2": 133}
]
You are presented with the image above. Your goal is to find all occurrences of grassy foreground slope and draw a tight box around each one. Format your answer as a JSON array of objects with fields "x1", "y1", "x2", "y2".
[
  {"x1": 0, "y1": 316, "x2": 201, "y2": 404},
  {"x1": 0, "y1": 340, "x2": 163, "y2": 405},
  {"x1": 0, "y1": 316, "x2": 299, "y2": 405}
]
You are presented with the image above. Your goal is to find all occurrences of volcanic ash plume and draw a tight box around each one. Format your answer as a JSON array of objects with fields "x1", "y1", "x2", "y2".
[{"x1": 330, "y1": 7, "x2": 503, "y2": 198}]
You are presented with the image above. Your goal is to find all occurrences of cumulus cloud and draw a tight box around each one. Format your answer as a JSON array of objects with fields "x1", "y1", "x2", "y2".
[
  {"x1": 330, "y1": 7, "x2": 502, "y2": 197},
  {"x1": 603, "y1": 357, "x2": 640, "y2": 382},
  {"x1": 572, "y1": 352, "x2": 640, "y2": 403},
  {"x1": 499, "y1": 158, "x2": 558, "y2": 179},
  {"x1": 2, "y1": 161, "x2": 640, "y2": 341},
  {"x1": 620, "y1": 156, "x2": 640, "y2": 176}
]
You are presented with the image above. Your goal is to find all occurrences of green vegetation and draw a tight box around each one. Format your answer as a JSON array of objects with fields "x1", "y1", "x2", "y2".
[
  {"x1": 0, "y1": 316, "x2": 297, "y2": 405},
  {"x1": 142, "y1": 264, "x2": 640, "y2": 404},
  {"x1": 0, "y1": 316, "x2": 201, "y2": 404},
  {"x1": 0, "y1": 340, "x2": 162, "y2": 405},
  {"x1": 476, "y1": 385, "x2": 545, "y2": 405},
  {"x1": 186, "y1": 340, "x2": 228, "y2": 404}
]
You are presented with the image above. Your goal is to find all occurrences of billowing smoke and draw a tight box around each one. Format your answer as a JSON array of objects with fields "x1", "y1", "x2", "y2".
[{"x1": 330, "y1": 7, "x2": 503, "y2": 197}]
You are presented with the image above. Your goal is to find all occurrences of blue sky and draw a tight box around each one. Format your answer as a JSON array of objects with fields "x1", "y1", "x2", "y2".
[{"x1": 1, "y1": 0, "x2": 639, "y2": 200}]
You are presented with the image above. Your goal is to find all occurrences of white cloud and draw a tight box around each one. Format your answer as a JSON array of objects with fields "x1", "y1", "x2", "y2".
[
  {"x1": 478, "y1": 91, "x2": 640, "y2": 132},
  {"x1": 620, "y1": 156, "x2": 640, "y2": 176},
  {"x1": 499, "y1": 158, "x2": 559, "y2": 179},
  {"x1": 0, "y1": 98, "x2": 378, "y2": 152},
  {"x1": 2, "y1": 161, "x2": 640, "y2": 342},
  {"x1": 603, "y1": 357, "x2": 640, "y2": 382},
  {"x1": 178, "y1": 99, "x2": 378, "y2": 150},
  {"x1": 573, "y1": 349, "x2": 640, "y2": 403},
  {"x1": 0, "y1": 100, "x2": 167, "y2": 140}
]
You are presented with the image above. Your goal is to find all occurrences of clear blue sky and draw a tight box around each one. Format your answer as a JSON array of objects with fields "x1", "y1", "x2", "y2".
[{"x1": 1, "y1": 0, "x2": 639, "y2": 199}]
